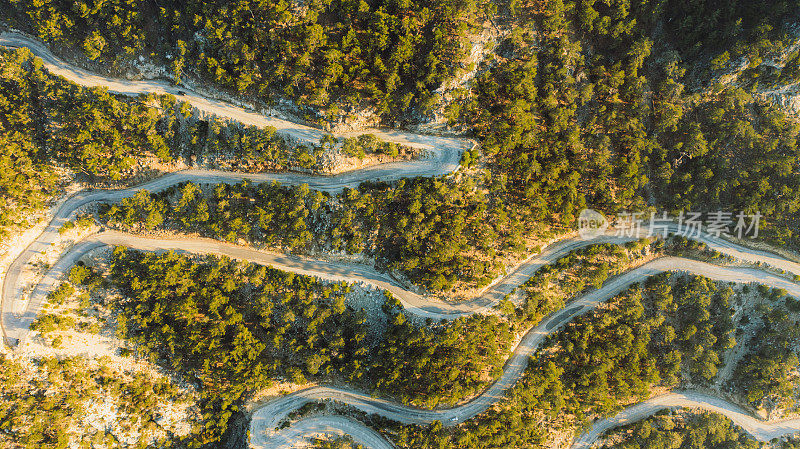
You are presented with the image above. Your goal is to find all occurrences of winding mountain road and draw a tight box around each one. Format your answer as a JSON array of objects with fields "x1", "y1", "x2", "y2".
[
  {"x1": 0, "y1": 30, "x2": 471, "y2": 168},
  {"x1": 0, "y1": 30, "x2": 467, "y2": 345},
  {"x1": 249, "y1": 257, "x2": 800, "y2": 448},
  {"x1": 5, "y1": 229, "x2": 645, "y2": 346},
  {"x1": 572, "y1": 391, "x2": 800, "y2": 448},
  {"x1": 265, "y1": 416, "x2": 395, "y2": 449},
  {"x1": 14, "y1": 228, "x2": 800, "y2": 447},
  {"x1": 2, "y1": 31, "x2": 799, "y2": 449}
]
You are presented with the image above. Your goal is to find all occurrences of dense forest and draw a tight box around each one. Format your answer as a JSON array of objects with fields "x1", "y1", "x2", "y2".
[
  {"x1": 42, "y1": 0, "x2": 800, "y2": 259},
  {"x1": 109, "y1": 248, "x2": 371, "y2": 444},
  {"x1": 107, "y1": 248, "x2": 507, "y2": 443},
  {"x1": 21, "y1": 245, "x2": 799, "y2": 448},
  {"x1": 386, "y1": 274, "x2": 799, "y2": 448},
  {"x1": 0, "y1": 47, "x2": 183, "y2": 188},
  {"x1": 4, "y1": 0, "x2": 481, "y2": 122},
  {"x1": 4, "y1": 0, "x2": 800, "y2": 447},
  {"x1": 0, "y1": 46, "x2": 412, "y2": 239},
  {"x1": 0, "y1": 48, "x2": 246, "y2": 235},
  {"x1": 6, "y1": 0, "x2": 797, "y2": 127},
  {"x1": 101, "y1": 178, "x2": 532, "y2": 292},
  {"x1": 6, "y1": 0, "x2": 800, "y2": 248},
  {"x1": 102, "y1": 240, "x2": 655, "y2": 444},
  {"x1": 731, "y1": 287, "x2": 800, "y2": 412},
  {"x1": 452, "y1": 0, "x2": 800, "y2": 245}
]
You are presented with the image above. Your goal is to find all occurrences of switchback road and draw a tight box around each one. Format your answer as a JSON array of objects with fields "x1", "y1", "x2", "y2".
[
  {"x1": 248, "y1": 257, "x2": 800, "y2": 448},
  {"x1": 2, "y1": 30, "x2": 799, "y2": 449}
]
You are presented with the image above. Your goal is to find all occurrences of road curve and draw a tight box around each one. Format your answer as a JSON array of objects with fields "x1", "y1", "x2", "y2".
[
  {"x1": 10, "y1": 220, "x2": 800, "y2": 447},
  {"x1": 0, "y1": 29, "x2": 472, "y2": 346},
  {"x1": 0, "y1": 30, "x2": 471, "y2": 167},
  {"x1": 2, "y1": 221, "x2": 639, "y2": 344},
  {"x1": 266, "y1": 416, "x2": 395, "y2": 449},
  {"x1": 572, "y1": 391, "x2": 800, "y2": 448},
  {"x1": 0, "y1": 165, "x2": 473, "y2": 346},
  {"x1": 4, "y1": 230, "x2": 474, "y2": 344},
  {"x1": 12, "y1": 207, "x2": 799, "y2": 345},
  {"x1": 249, "y1": 257, "x2": 800, "y2": 448},
  {"x1": 7, "y1": 203, "x2": 800, "y2": 446}
]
